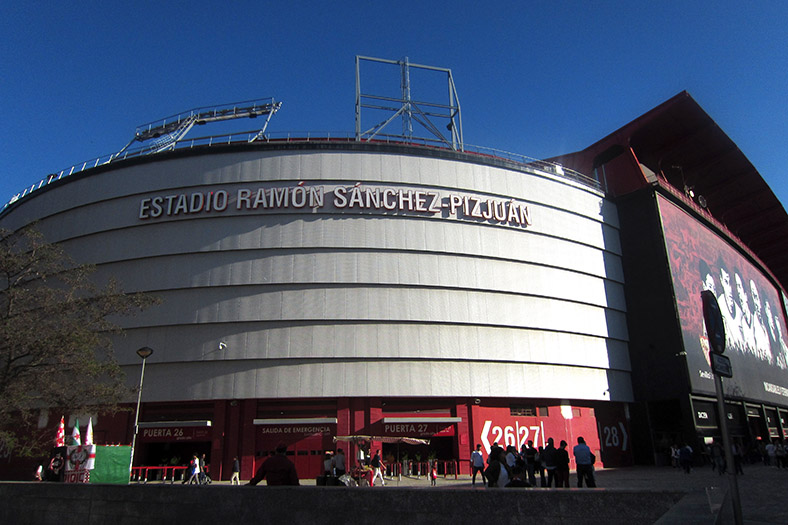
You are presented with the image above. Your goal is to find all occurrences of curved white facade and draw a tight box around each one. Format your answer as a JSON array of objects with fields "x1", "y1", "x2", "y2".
[{"x1": 0, "y1": 144, "x2": 632, "y2": 403}]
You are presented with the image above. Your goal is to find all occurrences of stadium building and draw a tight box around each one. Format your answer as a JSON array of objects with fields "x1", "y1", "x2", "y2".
[{"x1": 2, "y1": 59, "x2": 787, "y2": 480}]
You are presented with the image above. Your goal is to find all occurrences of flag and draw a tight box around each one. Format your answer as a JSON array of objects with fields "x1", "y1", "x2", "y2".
[
  {"x1": 85, "y1": 417, "x2": 94, "y2": 446},
  {"x1": 71, "y1": 418, "x2": 81, "y2": 446},
  {"x1": 55, "y1": 416, "x2": 65, "y2": 447}
]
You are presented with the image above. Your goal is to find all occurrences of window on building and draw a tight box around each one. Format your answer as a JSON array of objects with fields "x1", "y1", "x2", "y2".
[{"x1": 510, "y1": 405, "x2": 536, "y2": 416}]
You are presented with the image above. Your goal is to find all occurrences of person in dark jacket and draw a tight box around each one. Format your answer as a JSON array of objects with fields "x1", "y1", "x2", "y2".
[
  {"x1": 248, "y1": 443, "x2": 300, "y2": 486},
  {"x1": 504, "y1": 465, "x2": 531, "y2": 488},
  {"x1": 522, "y1": 440, "x2": 538, "y2": 486},
  {"x1": 541, "y1": 437, "x2": 558, "y2": 487},
  {"x1": 199, "y1": 453, "x2": 209, "y2": 484},
  {"x1": 487, "y1": 441, "x2": 502, "y2": 466},
  {"x1": 554, "y1": 440, "x2": 570, "y2": 487},
  {"x1": 230, "y1": 456, "x2": 240, "y2": 485},
  {"x1": 678, "y1": 443, "x2": 693, "y2": 474},
  {"x1": 537, "y1": 446, "x2": 547, "y2": 486}
]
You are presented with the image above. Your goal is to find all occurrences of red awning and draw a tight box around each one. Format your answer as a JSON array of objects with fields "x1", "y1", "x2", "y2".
[{"x1": 333, "y1": 435, "x2": 430, "y2": 445}]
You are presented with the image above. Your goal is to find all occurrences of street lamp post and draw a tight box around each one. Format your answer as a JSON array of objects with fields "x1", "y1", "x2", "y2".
[{"x1": 129, "y1": 346, "x2": 154, "y2": 481}]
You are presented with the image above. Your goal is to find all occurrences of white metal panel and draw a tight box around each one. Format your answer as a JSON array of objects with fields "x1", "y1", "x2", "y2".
[
  {"x1": 118, "y1": 321, "x2": 629, "y2": 372},
  {"x1": 61, "y1": 216, "x2": 623, "y2": 282},
  {"x1": 138, "y1": 360, "x2": 632, "y2": 401},
  {"x1": 131, "y1": 286, "x2": 626, "y2": 339}
]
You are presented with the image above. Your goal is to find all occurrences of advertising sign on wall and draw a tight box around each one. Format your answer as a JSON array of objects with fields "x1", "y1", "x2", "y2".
[
  {"x1": 469, "y1": 404, "x2": 632, "y2": 467},
  {"x1": 659, "y1": 195, "x2": 788, "y2": 404}
]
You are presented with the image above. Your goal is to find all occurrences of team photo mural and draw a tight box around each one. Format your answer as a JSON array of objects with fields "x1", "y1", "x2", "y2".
[{"x1": 659, "y1": 196, "x2": 788, "y2": 403}]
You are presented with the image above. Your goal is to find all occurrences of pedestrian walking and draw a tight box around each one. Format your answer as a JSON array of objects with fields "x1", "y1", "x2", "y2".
[
  {"x1": 370, "y1": 450, "x2": 386, "y2": 486},
  {"x1": 231, "y1": 456, "x2": 240, "y2": 485},
  {"x1": 187, "y1": 454, "x2": 200, "y2": 484},
  {"x1": 471, "y1": 444, "x2": 486, "y2": 486},
  {"x1": 679, "y1": 443, "x2": 693, "y2": 474}
]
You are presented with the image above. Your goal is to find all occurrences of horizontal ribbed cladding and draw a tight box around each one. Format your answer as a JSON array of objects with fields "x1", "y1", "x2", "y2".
[{"x1": 0, "y1": 145, "x2": 629, "y2": 402}]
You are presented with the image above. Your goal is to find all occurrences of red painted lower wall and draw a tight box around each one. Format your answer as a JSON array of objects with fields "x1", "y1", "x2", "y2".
[{"x1": 0, "y1": 398, "x2": 633, "y2": 481}]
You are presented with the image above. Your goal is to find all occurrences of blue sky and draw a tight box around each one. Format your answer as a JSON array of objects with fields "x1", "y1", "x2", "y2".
[{"x1": 2, "y1": 2, "x2": 787, "y2": 208}]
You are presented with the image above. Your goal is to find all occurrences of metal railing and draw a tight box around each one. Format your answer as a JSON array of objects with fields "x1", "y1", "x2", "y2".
[
  {"x1": 130, "y1": 465, "x2": 188, "y2": 484},
  {"x1": 2, "y1": 132, "x2": 600, "y2": 212},
  {"x1": 396, "y1": 459, "x2": 459, "y2": 479},
  {"x1": 134, "y1": 98, "x2": 280, "y2": 140}
]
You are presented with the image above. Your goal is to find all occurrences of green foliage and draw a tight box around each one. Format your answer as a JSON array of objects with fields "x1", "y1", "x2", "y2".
[{"x1": 0, "y1": 226, "x2": 158, "y2": 456}]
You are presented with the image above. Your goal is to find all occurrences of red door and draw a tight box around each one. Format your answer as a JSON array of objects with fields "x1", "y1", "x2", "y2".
[{"x1": 255, "y1": 432, "x2": 330, "y2": 480}]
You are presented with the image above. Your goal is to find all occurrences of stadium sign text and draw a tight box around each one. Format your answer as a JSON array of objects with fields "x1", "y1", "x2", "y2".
[
  {"x1": 258, "y1": 425, "x2": 332, "y2": 435},
  {"x1": 138, "y1": 184, "x2": 532, "y2": 228}
]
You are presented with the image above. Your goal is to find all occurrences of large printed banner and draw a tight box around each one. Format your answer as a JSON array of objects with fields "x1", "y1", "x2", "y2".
[
  {"x1": 659, "y1": 196, "x2": 788, "y2": 403},
  {"x1": 44, "y1": 445, "x2": 131, "y2": 484}
]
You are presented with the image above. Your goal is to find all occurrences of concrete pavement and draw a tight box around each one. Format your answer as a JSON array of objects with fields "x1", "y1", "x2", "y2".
[
  {"x1": 291, "y1": 463, "x2": 787, "y2": 523},
  {"x1": 164, "y1": 462, "x2": 788, "y2": 523}
]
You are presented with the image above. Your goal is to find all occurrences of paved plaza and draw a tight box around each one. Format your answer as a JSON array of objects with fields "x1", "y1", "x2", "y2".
[
  {"x1": 286, "y1": 463, "x2": 786, "y2": 524},
  {"x1": 158, "y1": 462, "x2": 788, "y2": 523}
]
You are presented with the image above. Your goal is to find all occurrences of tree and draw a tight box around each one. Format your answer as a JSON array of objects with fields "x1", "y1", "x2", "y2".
[{"x1": 0, "y1": 226, "x2": 157, "y2": 456}]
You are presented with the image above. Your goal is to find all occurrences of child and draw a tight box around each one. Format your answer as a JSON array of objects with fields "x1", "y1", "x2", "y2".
[{"x1": 429, "y1": 460, "x2": 438, "y2": 486}]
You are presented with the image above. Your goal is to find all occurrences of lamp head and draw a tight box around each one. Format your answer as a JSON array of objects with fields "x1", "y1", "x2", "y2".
[{"x1": 136, "y1": 347, "x2": 154, "y2": 359}]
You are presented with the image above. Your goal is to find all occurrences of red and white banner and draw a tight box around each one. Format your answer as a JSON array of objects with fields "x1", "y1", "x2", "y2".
[{"x1": 67, "y1": 444, "x2": 96, "y2": 471}]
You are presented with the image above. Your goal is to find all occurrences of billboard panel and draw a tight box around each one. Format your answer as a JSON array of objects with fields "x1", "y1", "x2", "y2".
[{"x1": 659, "y1": 195, "x2": 788, "y2": 404}]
